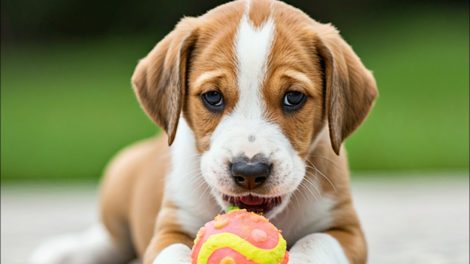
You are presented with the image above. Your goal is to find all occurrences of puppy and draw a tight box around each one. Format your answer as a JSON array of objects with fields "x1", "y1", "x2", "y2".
[{"x1": 30, "y1": 0, "x2": 377, "y2": 263}]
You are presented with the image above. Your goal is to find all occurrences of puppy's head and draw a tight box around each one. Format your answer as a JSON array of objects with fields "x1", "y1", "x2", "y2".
[{"x1": 132, "y1": 0, "x2": 377, "y2": 217}]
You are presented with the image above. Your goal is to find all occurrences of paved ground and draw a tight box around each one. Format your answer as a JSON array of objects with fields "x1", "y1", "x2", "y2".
[{"x1": 2, "y1": 175, "x2": 469, "y2": 264}]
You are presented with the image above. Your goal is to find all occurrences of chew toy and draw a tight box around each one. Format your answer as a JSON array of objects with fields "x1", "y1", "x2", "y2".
[{"x1": 191, "y1": 208, "x2": 289, "y2": 264}]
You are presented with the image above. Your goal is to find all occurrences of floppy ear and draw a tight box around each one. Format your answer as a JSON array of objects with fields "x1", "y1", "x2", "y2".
[
  {"x1": 314, "y1": 24, "x2": 378, "y2": 155},
  {"x1": 132, "y1": 17, "x2": 199, "y2": 145}
]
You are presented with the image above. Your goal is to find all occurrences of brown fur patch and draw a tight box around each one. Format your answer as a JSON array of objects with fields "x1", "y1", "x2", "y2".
[
  {"x1": 100, "y1": 137, "x2": 169, "y2": 259},
  {"x1": 183, "y1": 1, "x2": 245, "y2": 152},
  {"x1": 301, "y1": 134, "x2": 367, "y2": 263},
  {"x1": 248, "y1": 0, "x2": 273, "y2": 27},
  {"x1": 262, "y1": 3, "x2": 325, "y2": 158}
]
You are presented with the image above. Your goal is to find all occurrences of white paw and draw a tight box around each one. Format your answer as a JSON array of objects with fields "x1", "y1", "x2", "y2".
[
  {"x1": 30, "y1": 233, "x2": 93, "y2": 264},
  {"x1": 153, "y1": 243, "x2": 191, "y2": 264},
  {"x1": 29, "y1": 225, "x2": 124, "y2": 264},
  {"x1": 288, "y1": 233, "x2": 349, "y2": 264}
]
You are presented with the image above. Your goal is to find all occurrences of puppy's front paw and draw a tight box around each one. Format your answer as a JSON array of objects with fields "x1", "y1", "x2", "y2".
[
  {"x1": 153, "y1": 243, "x2": 192, "y2": 264},
  {"x1": 29, "y1": 233, "x2": 90, "y2": 264},
  {"x1": 287, "y1": 233, "x2": 349, "y2": 264},
  {"x1": 30, "y1": 225, "x2": 125, "y2": 264}
]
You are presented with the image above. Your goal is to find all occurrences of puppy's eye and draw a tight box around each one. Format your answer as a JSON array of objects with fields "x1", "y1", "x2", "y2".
[
  {"x1": 201, "y1": 91, "x2": 224, "y2": 112},
  {"x1": 282, "y1": 91, "x2": 306, "y2": 112}
]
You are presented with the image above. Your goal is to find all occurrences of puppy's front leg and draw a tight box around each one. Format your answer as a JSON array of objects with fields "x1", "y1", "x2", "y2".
[
  {"x1": 143, "y1": 205, "x2": 193, "y2": 264},
  {"x1": 289, "y1": 227, "x2": 366, "y2": 264},
  {"x1": 149, "y1": 243, "x2": 191, "y2": 264}
]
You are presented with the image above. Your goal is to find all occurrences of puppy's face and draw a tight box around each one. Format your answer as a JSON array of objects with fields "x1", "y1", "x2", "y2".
[
  {"x1": 132, "y1": 0, "x2": 377, "y2": 218},
  {"x1": 187, "y1": 16, "x2": 324, "y2": 217}
]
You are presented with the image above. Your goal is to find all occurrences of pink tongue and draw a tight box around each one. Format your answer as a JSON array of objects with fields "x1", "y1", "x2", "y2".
[{"x1": 240, "y1": 195, "x2": 264, "y2": 206}]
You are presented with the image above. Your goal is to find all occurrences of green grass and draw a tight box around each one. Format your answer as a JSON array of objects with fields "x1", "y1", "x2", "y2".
[
  {"x1": 344, "y1": 9, "x2": 469, "y2": 171},
  {"x1": 1, "y1": 37, "x2": 161, "y2": 182},
  {"x1": 1, "y1": 9, "x2": 468, "y2": 182}
]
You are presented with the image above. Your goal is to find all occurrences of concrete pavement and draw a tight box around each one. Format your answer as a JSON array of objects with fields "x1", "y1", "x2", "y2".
[{"x1": 2, "y1": 174, "x2": 468, "y2": 264}]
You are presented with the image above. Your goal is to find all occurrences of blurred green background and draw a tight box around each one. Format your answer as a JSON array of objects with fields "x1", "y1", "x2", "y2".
[{"x1": 1, "y1": 0, "x2": 469, "y2": 182}]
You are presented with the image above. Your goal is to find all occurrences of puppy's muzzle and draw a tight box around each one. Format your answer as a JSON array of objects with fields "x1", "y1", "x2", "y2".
[{"x1": 230, "y1": 154, "x2": 272, "y2": 190}]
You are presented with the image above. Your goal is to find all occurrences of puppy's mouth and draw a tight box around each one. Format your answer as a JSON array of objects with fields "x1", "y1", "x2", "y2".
[{"x1": 222, "y1": 194, "x2": 282, "y2": 214}]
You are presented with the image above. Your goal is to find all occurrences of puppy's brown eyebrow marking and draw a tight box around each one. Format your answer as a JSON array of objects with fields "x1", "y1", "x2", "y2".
[
  {"x1": 194, "y1": 70, "x2": 225, "y2": 88},
  {"x1": 282, "y1": 70, "x2": 313, "y2": 88}
]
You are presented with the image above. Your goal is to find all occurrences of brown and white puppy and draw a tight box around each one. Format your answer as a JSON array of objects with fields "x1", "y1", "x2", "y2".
[{"x1": 30, "y1": 0, "x2": 377, "y2": 263}]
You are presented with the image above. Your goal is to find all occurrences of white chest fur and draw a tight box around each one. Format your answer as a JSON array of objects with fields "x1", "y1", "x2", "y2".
[
  {"x1": 165, "y1": 118, "x2": 221, "y2": 237},
  {"x1": 273, "y1": 194, "x2": 336, "y2": 246}
]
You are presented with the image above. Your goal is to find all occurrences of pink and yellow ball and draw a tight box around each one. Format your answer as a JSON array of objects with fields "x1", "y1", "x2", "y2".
[{"x1": 191, "y1": 209, "x2": 289, "y2": 264}]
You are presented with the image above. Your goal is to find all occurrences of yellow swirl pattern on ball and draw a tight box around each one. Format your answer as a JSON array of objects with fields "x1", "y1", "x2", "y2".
[{"x1": 197, "y1": 232, "x2": 286, "y2": 264}]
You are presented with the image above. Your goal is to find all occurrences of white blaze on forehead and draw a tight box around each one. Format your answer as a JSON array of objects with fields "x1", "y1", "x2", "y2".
[{"x1": 234, "y1": 14, "x2": 275, "y2": 119}]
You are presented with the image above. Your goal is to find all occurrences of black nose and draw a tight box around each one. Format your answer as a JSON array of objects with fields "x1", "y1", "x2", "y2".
[{"x1": 230, "y1": 157, "x2": 271, "y2": 189}]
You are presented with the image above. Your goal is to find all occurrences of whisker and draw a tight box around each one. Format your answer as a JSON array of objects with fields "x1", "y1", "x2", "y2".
[
  {"x1": 198, "y1": 181, "x2": 212, "y2": 201},
  {"x1": 308, "y1": 155, "x2": 342, "y2": 171},
  {"x1": 304, "y1": 160, "x2": 337, "y2": 193},
  {"x1": 302, "y1": 176, "x2": 321, "y2": 201},
  {"x1": 303, "y1": 176, "x2": 321, "y2": 194},
  {"x1": 298, "y1": 180, "x2": 319, "y2": 201},
  {"x1": 291, "y1": 191, "x2": 304, "y2": 211}
]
